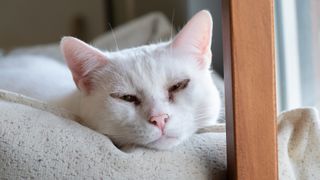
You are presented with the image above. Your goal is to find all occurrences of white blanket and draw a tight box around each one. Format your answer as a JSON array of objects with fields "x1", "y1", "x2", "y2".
[
  {"x1": 1, "y1": 90, "x2": 320, "y2": 179},
  {"x1": 0, "y1": 90, "x2": 226, "y2": 179},
  {"x1": 0, "y1": 91, "x2": 320, "y2": 180},
  {"x1": 278, "y1": 107, "x2": 320, "y2": 179}
]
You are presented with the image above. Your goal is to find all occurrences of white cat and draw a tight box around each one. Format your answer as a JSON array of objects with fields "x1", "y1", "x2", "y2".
[{"x1": 0, "y1": 10, "x2": 221, "y2": 150}]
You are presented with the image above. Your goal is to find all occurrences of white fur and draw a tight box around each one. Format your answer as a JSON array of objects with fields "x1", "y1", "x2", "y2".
[
  {"x1": 77, "y1": 42, "x2": 221, "y2": 149},
  {"x1": 0, "y1": 10, "x2": 221, "y2": 150},
  {"x1": 0, "y1": 48, "x2": 221, "y2": 150}
]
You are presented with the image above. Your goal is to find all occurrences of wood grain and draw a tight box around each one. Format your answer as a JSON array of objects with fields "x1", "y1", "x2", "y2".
[{"x1": 221, "y1": 0, "x2": 278, "y2": 179}]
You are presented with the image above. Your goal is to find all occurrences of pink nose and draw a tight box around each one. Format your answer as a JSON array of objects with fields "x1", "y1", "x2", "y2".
[{"x1": 149, "y1": 114, "x2": 169, "y2": 131}]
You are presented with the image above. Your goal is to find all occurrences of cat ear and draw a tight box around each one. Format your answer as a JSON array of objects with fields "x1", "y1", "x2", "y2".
[
  {"x1": 172, "y1": 10, "x2": 213, "y2": 69},
  {"x1": 60, "y1": 36, "x2": 107, "y2": 94}
]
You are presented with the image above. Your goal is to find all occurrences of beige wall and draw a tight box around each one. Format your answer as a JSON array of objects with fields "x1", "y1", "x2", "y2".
[{"x1": 0, "y1": 0, "x2": 106, "y2": 50}]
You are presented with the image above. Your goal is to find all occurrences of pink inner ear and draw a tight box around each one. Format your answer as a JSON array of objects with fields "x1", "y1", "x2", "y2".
[
  {"x1": 61, "y1": 37, "x2": 107, "y2": 93},
  {"x1": 172, "y1": 10, "x2": 213, "y2": 68}
]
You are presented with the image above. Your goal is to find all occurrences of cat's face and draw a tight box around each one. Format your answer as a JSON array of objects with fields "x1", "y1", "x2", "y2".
[{"x1": 61, "y1": 10, "x2": 221, "y2": 149}]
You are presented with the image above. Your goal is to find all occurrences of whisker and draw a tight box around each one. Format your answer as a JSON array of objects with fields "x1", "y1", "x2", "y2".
[
  {"x1": 170, "y1": 9, "x2": 175, "y2": 41},
  {"x1": 108, "y1": 23, "x2": 119, "y2": 51}
]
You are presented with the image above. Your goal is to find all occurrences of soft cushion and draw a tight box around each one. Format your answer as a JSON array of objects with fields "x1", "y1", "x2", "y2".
[
  {"x1": 2, "y1": 92, "x2": 320, "y2": 179},
  {"x1": 278, "y1": 107, "x2": 320, "y2": 179},
  {"x1": 0, "y1": 90, "x2": 227, "y2": 179}
]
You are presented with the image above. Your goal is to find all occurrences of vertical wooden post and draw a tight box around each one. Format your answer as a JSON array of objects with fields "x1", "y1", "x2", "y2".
[{"x1": 221, "y1": 0, "x2": 278, "y2": 179}]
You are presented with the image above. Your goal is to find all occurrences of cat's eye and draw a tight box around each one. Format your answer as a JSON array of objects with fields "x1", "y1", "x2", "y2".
[
  {"x1": 121, "y1": 95, "x2": 139, "y2": 103},
  {"x1": 168, "y1": 79, "x2": 190, "y2": 101},
  {"x1": 169, "y1": 79, "x2": 190, "y2": 93},
  {"x1": 110, "y1": 93, "x2": 141, "y2": 105}
]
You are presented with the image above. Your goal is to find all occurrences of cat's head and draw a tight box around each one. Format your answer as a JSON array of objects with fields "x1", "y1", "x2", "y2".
[{"x1": 61, "y1": 10, "x2": 221, "y2": 150}]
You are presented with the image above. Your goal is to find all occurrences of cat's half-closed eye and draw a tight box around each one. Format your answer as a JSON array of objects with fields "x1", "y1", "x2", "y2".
[
  {"x1": 168, "y1": 79, "x2": 190, "y2": 101},
  {"x1": 110, "y1": 93, "x2": 141, "y2": 105}
]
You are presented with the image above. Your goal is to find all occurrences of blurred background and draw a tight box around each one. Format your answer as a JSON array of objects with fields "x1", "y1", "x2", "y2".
[
  {"x1": 0, "y1": 0, "x2": 319, "y2": 113},
  {"x1": 0, "y1": 0, "x2": 224, "y2": 77},
  {"x1": 275, "y1": 0, "x2": 320, "y2": 111}
]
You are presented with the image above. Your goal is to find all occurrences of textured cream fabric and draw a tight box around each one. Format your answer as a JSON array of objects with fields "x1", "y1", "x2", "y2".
[
  {"x1": 0, "y1": 90, "x2": 226, "y2": 179},
  {"x1": 278, "y1": 107, "x2": 320, "y2": 180},
  {"x1": 1, "y1": 90, "x2": 320, "y2": 179}
]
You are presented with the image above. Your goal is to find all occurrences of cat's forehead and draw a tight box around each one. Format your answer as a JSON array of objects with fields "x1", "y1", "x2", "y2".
[
  {"x1": 107, "y1": 42, "x2": 168, "y2": 60},
  {"x1": 107, "y1": 43, "x2": 194, "y2": 74},
  {"x1": 102, "y1": 44, "x2": 197, "y2": 92}
]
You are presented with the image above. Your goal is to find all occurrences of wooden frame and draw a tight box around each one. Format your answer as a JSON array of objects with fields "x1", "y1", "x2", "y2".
[{"x1": 222, "y1": 0, "x2": 278, "y2": 179}]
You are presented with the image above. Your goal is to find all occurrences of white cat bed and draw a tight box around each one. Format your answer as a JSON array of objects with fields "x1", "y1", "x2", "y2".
[
  {"x1": 2, "y1": 90, "x2": 320, "y2": 179},
  {"x1": 0, "y1": 90, "x2": 227, "y2": 179},
  {"x1": 278, "y1": 107, "x2": 320, "y2": 179}
]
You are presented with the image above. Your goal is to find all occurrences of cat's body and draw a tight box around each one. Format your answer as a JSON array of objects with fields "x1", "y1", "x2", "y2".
[{"x1": 0, "y1": 10, "x2": 221, "y2": 150}]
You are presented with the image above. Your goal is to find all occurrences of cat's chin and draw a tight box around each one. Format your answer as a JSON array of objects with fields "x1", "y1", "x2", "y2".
[{"x1": 145, "y1": 135, "x2": 182, "y2": 150}]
